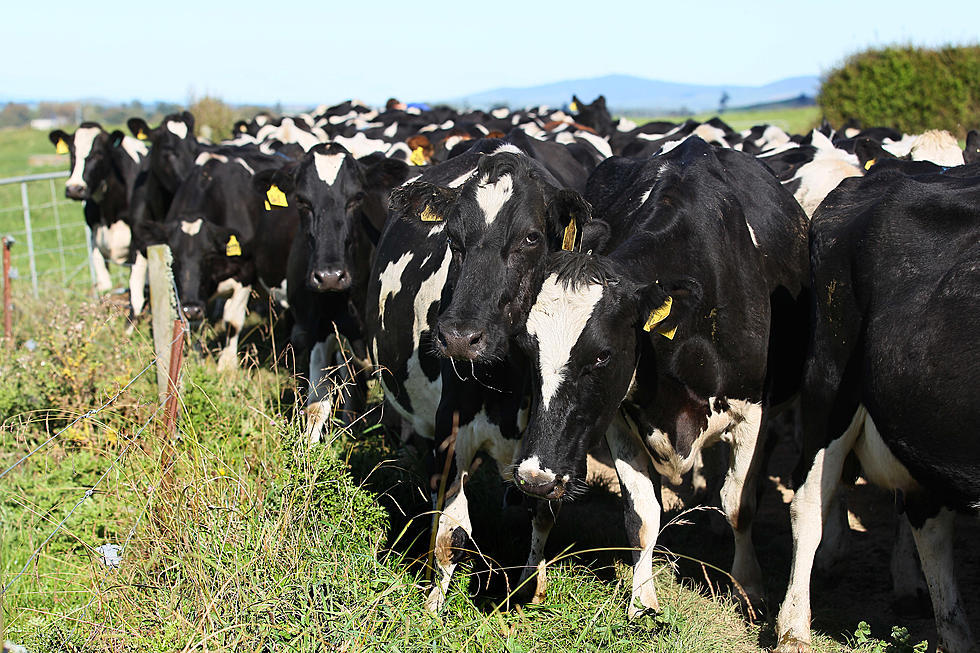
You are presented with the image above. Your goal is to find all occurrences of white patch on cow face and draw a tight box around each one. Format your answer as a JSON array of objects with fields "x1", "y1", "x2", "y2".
[
  {"x1": 121, "y1": 136, "x2": 148, "y2": 163},
  {"x1": 449, "y1": 168, "x2": 477, "y2": 188},
  {"x1": 377, "y1": 251, "x2": 413, "y2": 324},
  {"x1": 66, "y1": 126, "x2": 101, "y2": 190},
  {"x1": 166, "y1": 121, "x2": 189, "y2": 139},
  {"x1": 428, "y1": 223, "x2": 445, "y2": 237},
  {"x1": 180, "y1": 218, "x2": 203, "y2": 235},
  {"x1": 443, "y1": 135, "x2": 463, "y2": 152},
  {"x1": 195, "y1": 152, "x2": 228, "y2": 166},
  {"x1": 526, "y1": 274, "x2": 604, "y2": 410},
  {"x1": 383, "y1": 121, "x2": 398, "y2": 138},
  {"x1": 475, "y1": 173, "x2": 513, "y2": 226},
  {"x1": 516, "y1": 455, "x2": 556, "y2": 483},
  {"x1": 491, "y1": 108, "x2": 509, "y2": 119},
  {"x1": 314, "y1": 152, "x2": 346, "y2": 185}
]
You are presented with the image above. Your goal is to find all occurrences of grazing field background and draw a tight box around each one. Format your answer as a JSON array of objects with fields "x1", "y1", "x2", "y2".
[{"x1": 3, "y1": 107, "x2": 972, "y2": 653}]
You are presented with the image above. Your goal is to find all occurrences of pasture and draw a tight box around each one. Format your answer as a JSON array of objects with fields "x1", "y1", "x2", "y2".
[{"x1": 0, "y1": 106, "x2": 976, "y2": 653}]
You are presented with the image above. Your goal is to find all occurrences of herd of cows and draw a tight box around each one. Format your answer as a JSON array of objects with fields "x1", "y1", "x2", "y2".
[{"x1": 48, "y1": 96, "x2": 980, "y2": 652}]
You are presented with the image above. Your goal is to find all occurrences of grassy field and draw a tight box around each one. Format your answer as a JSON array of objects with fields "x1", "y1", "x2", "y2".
[
  {"x1": 0, "y1": 113, "x2": 940, "y2": 652},
  {"x1": 627, "y1": 106, "x2": 822, "y2": 136}
]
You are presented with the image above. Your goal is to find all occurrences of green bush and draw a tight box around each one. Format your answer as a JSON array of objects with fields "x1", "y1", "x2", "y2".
[{"x1": 819, "y1": 44, "x2": 980, "y2": 136}]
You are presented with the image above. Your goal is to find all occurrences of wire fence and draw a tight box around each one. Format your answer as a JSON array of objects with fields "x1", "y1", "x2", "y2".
[
  {"x1": 0, "y1": 171, "x2": 96, "y2": 298},
  {"x1": 0, "y1": 258, "x2": 187, "y2": 648}
]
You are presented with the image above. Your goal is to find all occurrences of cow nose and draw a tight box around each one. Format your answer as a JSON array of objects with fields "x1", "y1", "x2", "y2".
[
  {"x1": 309, "y1": 268, "x2": 350, "y2": 292},
  {"x1": 513, "y1": 468, "x2": 563, "y2": 500},
  {"x1": 65, "y1": 185, "x2": 86, "y2": 200},
  {"x1": 182, "y1": 303, "x2": 205, "y2": 321},
  {"x1": 436, "y1": 324, "x2": 486, "y2": 360}
]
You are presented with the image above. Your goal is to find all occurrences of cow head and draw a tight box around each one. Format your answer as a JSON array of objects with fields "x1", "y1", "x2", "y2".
[
  {"x1": 512, "y1": 251, "x2": 701, "y2": 500},
  {"x1": 390, "y1": 146, "x2": 608, "y2": 363},
  {"x1": 137, "y1": 217, "x2": 249, "y2": 322},
  {"x1": 571, "y1": 95, "x2": 615, "y2": 138},
  {"x1": 965, "y1": 129, "x2": 980, "y2": 165},
  {"x1": 254, "y1": 143, "x2": 408, "y2": 292},
  {"x1": 50, "y1": 123, "x2": 112, "y2": 200},
  {"x1": 128, "y1": 111, "x2": 198, "y2": 193}
]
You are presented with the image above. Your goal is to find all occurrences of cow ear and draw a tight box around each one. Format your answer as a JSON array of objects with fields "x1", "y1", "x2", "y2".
[
  {"x1": 853, "y1": 137, "x2": 894, "y2": 171},
  {"x1": 253, "y1": 164, "x2": 298, "y2": 210},
  {"x1": 389, "y1": 181, "x2": 458, "y2": 223},
  {"x1": 109, "y1": 130, "x2": 126, "y2": 149},
  {"x1": 545, "y1": 189, "x2": 602, "y2": 252},
  {"x1": 212, "y1": 227, "x2": 246, "y2": 258},
  {"x1": 127, "y1": 117, "x2": 151, "y2": 140},
  {"x1": 181, "y1": 111, "x2": 196, "y2": 133},
  {"x1": 635, "y1": 277, "x2": 703, "y2": 340},
  {"x1": 364, "y1": 157, "x2": 409, "y2": 190},
  {"x1": 49, "y1": 130, "x2": 70, "y2": 153}
]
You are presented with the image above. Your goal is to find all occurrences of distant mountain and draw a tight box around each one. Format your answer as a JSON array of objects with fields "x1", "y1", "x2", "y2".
[{"x1": 449, "y1": 74, "x2": 820, "y2": 113}]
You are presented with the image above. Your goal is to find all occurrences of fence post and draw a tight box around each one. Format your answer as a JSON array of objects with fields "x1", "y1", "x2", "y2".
[
  {"x1": 20, "y1": 182, "x2": 38, "y2": 299},
  {"x1": 2, "y1": 236, "x2": 12, "y2": 348},
  {"x1": 147, "y1": 244, "x2": 177, "y2": 402}
]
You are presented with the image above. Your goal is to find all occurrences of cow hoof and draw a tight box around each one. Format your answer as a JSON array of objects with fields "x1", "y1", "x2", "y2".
[
  {"x1": 774, "y1": 634, "x2": 811, "y2": 653},
  {"x1": 424, "y1": 586, "x2": 446, "y2": 614},
  {"x1": 627, "y1": 587, "x2": 660, "y2": 619},
  {"x1": 216, "y1": 351, "x2": 238, "y2": 372}
]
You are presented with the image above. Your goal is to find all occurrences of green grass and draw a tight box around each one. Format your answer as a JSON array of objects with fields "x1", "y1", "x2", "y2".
[
  {"x1": 0, "y1": 283, "x2": 900, "y2": 653},
  {"x1": 625, "y1": 106, "x2": 822, "y2": 136}
]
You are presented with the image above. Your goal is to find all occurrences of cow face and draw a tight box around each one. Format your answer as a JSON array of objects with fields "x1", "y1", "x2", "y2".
[
  {"x1": 256, "y1": 143, "x2": 407, "y2": 293},
  {"x1": 138, "y1": 218, "x2": 248, "y2": 322},
  {"x1": 571, "y1": 95, "x2": 615, "y2": 138},
  {"x1": 128, "y1": 112, "x2": 198, "y2": 193},
  {"x1": 389, "y1": 147, "x2": 605, "y2": 363},
  {"x1": 965, "y1": 129, "x2": 980, "y2": 165},
  {"x1": 512, "y1": 253, "x2": 700, "y2": 500},
  {"x1": 50, "y1": 123, "x2": 111, "y2": 200}
]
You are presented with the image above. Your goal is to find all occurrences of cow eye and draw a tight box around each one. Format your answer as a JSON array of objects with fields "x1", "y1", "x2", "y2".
[
  {"x1": 524, "y1": 231, "x2": 541, "y2": 246},
  {"x1": 595, "y1": 351, "x2": 611, "y2": 366},
  {"x1": 346, "y1": 192, "x2": 365, "y2": 210}
]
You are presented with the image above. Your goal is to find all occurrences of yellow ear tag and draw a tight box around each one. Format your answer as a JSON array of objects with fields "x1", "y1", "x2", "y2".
[
  {"x1": 264, "y1": 200, "x2": 272, "y2": 211},
  {"x1": 266, "y1": 184, "x2": 288, "y2": 207},
  {"x1": 137, "y1": 129, "x2": 147, "y2": 140},
  {"x1": 864, "y1": 158, "x2": 876, "y2": 170},
  {"x1": 420, "y1": 205, "x2": 442, "y2": 222},
  {"x1": 561, "y1": 218, "x2": 577, "y2": 251},
  {"x1": 56, "y1": 139, "x2": 69, "y2": 155},
  {"x1": 643, "y1": 295, "x2": 676, "y2": 339},
  {"x1": 570, "y1": 101, "x2": 579, "y2": 112},
  {"x1": 226, "y1": 235, "x2": 242, "y2": 257},
  {"x1": 410, "y1": 146, "x2": 427, "y2": 166}
]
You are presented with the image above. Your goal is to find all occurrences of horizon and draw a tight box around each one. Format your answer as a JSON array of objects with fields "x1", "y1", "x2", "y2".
[{"x1": 3, "y1": 0, "x2": 978, "y2": 107}]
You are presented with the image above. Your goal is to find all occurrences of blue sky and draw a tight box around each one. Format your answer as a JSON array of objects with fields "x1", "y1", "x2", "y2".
[{"x1": 3, "y1": 0, "x2": 977, "y2": 107}]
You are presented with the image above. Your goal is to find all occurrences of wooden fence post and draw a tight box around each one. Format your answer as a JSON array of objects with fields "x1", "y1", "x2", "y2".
[
  {"x1": 2, "y1": 236, "x2": 12, "y2": 348},
  {"x1": 147, "y1": 244, "x2": 177, "y2": 402}
]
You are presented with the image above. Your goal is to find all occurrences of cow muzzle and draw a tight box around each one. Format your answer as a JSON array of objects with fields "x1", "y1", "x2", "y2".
[
  {"x1": 181, "y1": 302, "x2": 205, "y2": 322},
  {"x1": 435, "y1": 322, "x2": 486, "y2": 361},
  {"x1": 65, "y1": 184, "x2": 87, "y2": 200},
  {"x1": 309, "y1": 267, "x2": 350, "y2": 292},
  {"x1": 513, "y1": 459, "x2": 567, "y2": 500}
]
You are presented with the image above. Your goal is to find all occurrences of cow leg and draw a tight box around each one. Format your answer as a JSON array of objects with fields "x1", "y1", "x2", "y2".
[
  {"x1": 127, "y1": 251, "x2": 148, "y2": 330},
  {"x1": 814, "y1": 492, "x2": 850, "y2": 573},
  {"x1": 606, "y1": 417, "x2": 661, "y2": 618},
  {"x1": 775, "y1": 407, "x2": 865, "y2": 653},
  {"x1": 425, "y1": 467, "x2": 474, "y2": 614},
  {"x1": 891, "y1": 514, "x2": 930, "y2": 614},
  {"x1": 909, "y1": 507, "x2": 975, "y2": 653},
  {"x1": 516, "y1": 499, "x2": 556, "y2": 604},
  {"x1": 304, "y1": 338, "x2": 334, "y2": 444},
  {"x1": 216, "y1": 281, "x2": 250, "y2": 371},
  {"x1": 719, "y1": 401, "x2": 766, "y2": 610},
  {"x1": 90, "y1": 241, "x2": 112, "y2": 294}
]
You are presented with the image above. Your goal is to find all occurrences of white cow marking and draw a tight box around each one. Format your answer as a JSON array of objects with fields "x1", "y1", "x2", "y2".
[
  {"x1": 475, "y1": 173, "x2": 514, "y2": 225},
  {"x1": 166, "y1": 121, "x2": 189, "y2": 139},
  {"x1": 383, "y1": 121, "x2": 398, "y2": 138},
  {"x1": 314, "y1": 152, "x2": 346, "y2": 185},
  {"x1": 195, "y1": 152, "x2": 228, "y2": 166},
  {"x1": 180, "y1": 218, "x2": 203, "y2": 235},
  {"x1": 120, "y1": 136, "x2": 148, "y2": 163},
  {"x1": 377, "y1": 251, "x2": 413, "y2": 324},
  {"x1": 66, "y1": 126, "x2": 101, "y2": 190},
  {"x1": 747, "y1": 223, "x2": 760, "y2": 247},
  {"x1": 525, "y1": 274, "x2": 603, "y2": 409},
  {"x1": 517, "y1": 455, "x2": 555, "y2": 483},
  {"x1": 448, "y1": 168, "x2": 476, "y2": 188}
]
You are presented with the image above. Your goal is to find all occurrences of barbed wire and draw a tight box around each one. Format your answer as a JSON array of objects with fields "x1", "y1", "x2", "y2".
[
  {"x1": 0, "y1": 323, "x2": 186, "y2": 483},
  {"x1": 1, "y1": 394, "x2": 171, "y2": 597}
]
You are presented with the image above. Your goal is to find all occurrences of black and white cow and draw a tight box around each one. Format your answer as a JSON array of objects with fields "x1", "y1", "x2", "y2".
[
  {"x1": 139, "y1": 148, "x2": 289, "y2": 369},
  {"x1": 255, "y1": 143, "x2": 409, "y2": 440},
  {"x1": 368, "y1": 144, "x2": 608, "y2": 612},
  {"x1": 775, "y1": 168, "x2": 980, "y2": 653},
  {"x1": 48, "y1": 123, "x2": 150, "y2": 309},
  {"x1": 510, "y1": 137, "x2": 809, "y2": 617}
]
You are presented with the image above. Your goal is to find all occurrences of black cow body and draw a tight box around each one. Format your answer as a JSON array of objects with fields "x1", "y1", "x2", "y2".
[
  {"x1": 367, "y1": 144, "x2": 606, "y2": 612},
  {"x1": 49, "y1": 123, "x2": 150, "y2": 312},
  {"x1": 512, "y1": 138, "x2": 809, "y2": 617},
  {"x1": 775, "y1": 169, "x2": 980, "y2": 653}
]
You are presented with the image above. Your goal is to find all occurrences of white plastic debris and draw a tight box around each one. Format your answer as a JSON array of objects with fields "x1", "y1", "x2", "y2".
[
  {"x1": 4, "y1": 641, "x2": 28, "y2": 653},
  {"x1": 23, "y1": 339, "x2": 36, "y2": 352},
  {"x1": 95, "y1": 543, "x2": 122, "y2": 568}
]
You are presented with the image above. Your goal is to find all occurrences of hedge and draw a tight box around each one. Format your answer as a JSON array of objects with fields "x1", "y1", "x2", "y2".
[{"x1": 818, "y1": 45, "x2": 980, "y2": 137}]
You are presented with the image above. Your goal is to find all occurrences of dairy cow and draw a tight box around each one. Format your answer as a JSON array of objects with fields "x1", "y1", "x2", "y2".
[{"x1": 510, "y1": 138, "x2": 809, "y2": 617}]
